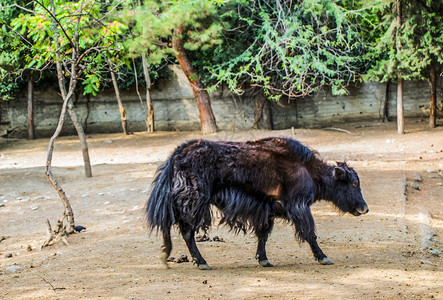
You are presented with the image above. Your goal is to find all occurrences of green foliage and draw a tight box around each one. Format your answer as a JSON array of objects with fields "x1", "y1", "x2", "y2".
[
  {"x1": 0, "y1": 0, "x2": 26, "y2": 100},
  {"x1": 107, "y1": 1, "x2": 175, "y2": 89},
  {"x1": 364, "y1": 0, "x2": 443, "y2": 82},
  {"x1": 207, "y1": 0, "x2": 373, "y2": 99},
  {"x1": 10, "y1": 0, "x2": 129, "y2": 96}
]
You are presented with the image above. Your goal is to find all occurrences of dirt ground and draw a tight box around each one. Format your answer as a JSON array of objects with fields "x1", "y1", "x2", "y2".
[{"x1": 0, "y1": 119, "x2": 442, "y2": 299}]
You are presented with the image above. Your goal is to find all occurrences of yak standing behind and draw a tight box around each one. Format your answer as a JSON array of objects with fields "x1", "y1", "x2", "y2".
[{"x1": 146, "y1": 137, "x2": 369, "y2": 270}]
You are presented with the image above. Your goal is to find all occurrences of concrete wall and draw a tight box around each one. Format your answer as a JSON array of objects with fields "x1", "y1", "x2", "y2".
[{"x1": 1, "y1": 66, "x2": 442, "y2": 137}]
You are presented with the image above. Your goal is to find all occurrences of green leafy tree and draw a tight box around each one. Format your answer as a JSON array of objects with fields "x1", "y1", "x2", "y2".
[
  {"x1": 206, "y1": 0, "x2": 372, "y2": 128},
  {"x1": 116, "y1": 0, "x2": 222, "y2": 134},
  {"x1": 11, "y1": 0, "x2": 128, "y2": 247},
  {"x1": 167, "y1": 0, "x2": 225, "y2": 134},
  {"x1": 364, "y1": 0, "x2": 443, "y2": 131},
  {"x1": 0, "y1": 0, "x2": 27, "y2": 101},
  {"x1": 130, "y1": 0, "x2": 224, "y2": 134},
  {"x1": 117, "y1": 0, "x2": 173, "y2": 133}
]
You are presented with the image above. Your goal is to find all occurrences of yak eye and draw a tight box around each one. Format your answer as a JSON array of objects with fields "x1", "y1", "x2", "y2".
[{"x1": 352, "y1": 181, "x2": 359, "y2": 187}]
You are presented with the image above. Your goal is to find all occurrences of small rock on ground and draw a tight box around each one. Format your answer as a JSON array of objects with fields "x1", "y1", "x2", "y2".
[{"x1": 5, "y1": 265, "x2": 22, "y2": 273}]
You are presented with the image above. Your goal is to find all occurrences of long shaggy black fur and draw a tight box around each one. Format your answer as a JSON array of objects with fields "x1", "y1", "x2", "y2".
[{"x1": 146, "y1": 137, "x2": 368, "y2": 268}]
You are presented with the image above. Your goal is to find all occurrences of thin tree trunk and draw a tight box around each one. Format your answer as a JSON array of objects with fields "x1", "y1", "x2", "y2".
[
  {"x1": 27, "y1": 80, "x2": 35, "y2": 139},
  {"x1": 42, "y1": 0, "x2": 76, "y2": 245},
  {"x1": 53, "y1": 61, "x2": 92, "y2": 178},
  {"x1": 66, "y1": 102, "x2": 92, "y2": 177},
  {"x1": 44, "y1": 87, "x2": 76, "y2": 242},
  {"x1": 383, "y1": 80, "x2": 391, "y2": 122},
  {"x1": 397, "y1": 77, "x2": 404, "y2": 134},
  {"x1": 133, "y1": 59, "x2": 150, "y2": 130},
  {"x1": 108, "y1": 59, "x2": 128, "y2": 135},
  {"x1": 429, "y1": 67, "x2": 437, "y2": 128},
  {"x1": 56, "y1": 66, "x2": 92, "y2": 177},
  {"x1": 43, "y1": 58, "x2": 77, "y2": 248},
  {"x1": 135, "y1": 0, "x2": 153, "y2": 132},
  {"x1": 172, "y1": 27, "x2": 218, "y2": 135},
  {"x1": 396, "y1": 0, "x2": 404, "y2": 134},
  {"x1": 252, "y1": 91, "x2": 273, "y2": 130},
  {"x1": 142, "y1": 54, "x2": 154, "y2": 132}
]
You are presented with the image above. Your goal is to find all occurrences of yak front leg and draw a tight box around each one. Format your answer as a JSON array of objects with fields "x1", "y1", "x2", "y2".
[
  {"x1": 179, "y1": 221, "x2": 211, "y2": 270},
  {"x1": 255, "y1": 219, "x2": 275, "y2": 267},
  {"x1": 288, "y1": 198, "x2": 334, "y2": 266},
  {"x1": 307, "y1": 235, "x2": 333, "y2": 265}
]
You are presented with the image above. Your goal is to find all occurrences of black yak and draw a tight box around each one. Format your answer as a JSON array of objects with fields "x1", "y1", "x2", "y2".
[{"x1": 146, "y1": 137, "x2": 368, "y2": 270}]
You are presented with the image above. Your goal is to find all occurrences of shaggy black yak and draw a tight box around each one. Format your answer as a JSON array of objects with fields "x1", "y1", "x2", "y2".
[{"x1": 146, "y1": 137, "x2": 368, "y2": 270}]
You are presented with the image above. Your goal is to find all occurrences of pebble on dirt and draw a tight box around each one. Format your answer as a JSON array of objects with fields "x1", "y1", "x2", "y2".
[
  {"x1": 213, "y1": 236, "x2": 225, "y2": 242},
  {"x1": 5, "y1": 253, "x2": 13, "y2": 258},
  {"x1": 429, "y1": 249, "x2": 443, "y2": 257},
  {"x1": 174, "y1": 254, "x2": 189, "y2": 263},
  {"x1": 167, "y1": 254, "x2": 189, "y2": 263},
  {"x1": 196, "y1": 233, "x2": 210, "y2": 242},
  {"x1": 414, "y1": 173, "x2": 423, "y2": 182},
  {"x1": 5, "y1": 265, "x2": 22, "y2": 273},
  {"x1": 410, "y1": 183, "x2": 421, "y2": 190},
  {"x1": 74, "y1": 225, "x2": 86, "y2": 232}
]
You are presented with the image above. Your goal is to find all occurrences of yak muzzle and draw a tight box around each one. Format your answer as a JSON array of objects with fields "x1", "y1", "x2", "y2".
[{"x1": 352, "y1": 204, "x2": 369, "y2": 216}]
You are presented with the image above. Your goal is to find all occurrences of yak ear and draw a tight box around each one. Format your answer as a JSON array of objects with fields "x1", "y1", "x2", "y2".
[{"x1": 333, "y1": 166, "x2": 346, "y2": 181}]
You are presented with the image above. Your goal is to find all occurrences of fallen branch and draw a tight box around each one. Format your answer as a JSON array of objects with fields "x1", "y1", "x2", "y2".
[
  {"x1": 38, "y1": 275, "x2": 66, "y2": 292},
  {"x1": 41, "y1": 219, "x2": 55, "y2": 249},
  {"x1": 323, "y1": 127, "x2": 354, "y2": 135}
]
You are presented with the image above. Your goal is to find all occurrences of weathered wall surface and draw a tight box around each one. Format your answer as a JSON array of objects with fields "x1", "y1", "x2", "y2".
[{"x1": 1, "y1": 66, "x2": 442, "y2": 137}]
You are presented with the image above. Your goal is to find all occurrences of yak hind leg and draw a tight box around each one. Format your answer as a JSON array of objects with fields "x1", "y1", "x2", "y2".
[
  {"x1": 255, "y1": 219, "x2": 275, "y2": 267},
  {"x1": 160, "y1": 227, "x2": 173, "y2": 268},
  {"x1": 179, "y1": 221, "x2": 211, "y2": 270}
]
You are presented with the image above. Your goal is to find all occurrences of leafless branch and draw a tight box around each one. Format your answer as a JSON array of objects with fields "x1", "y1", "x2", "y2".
[{"x1": 0, "y1": 3, "x2": 35, "y2": 14}]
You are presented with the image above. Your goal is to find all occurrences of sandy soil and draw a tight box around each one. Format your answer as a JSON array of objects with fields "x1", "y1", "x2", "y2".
[{"x1": 0, "y1": 119, "x2": 442, "y2": 299}]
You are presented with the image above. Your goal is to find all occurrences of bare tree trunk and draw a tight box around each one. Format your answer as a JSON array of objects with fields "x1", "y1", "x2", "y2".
[
  {"x1": 396, "y1": 0, "x2": 404, "y2": 134},
  {"x1": 42, "y1": 67, "x2": 77, "y2": 248},
  {"x1": 27, "y1": 80, "x2": 35, "y2": 139},
  {"x1": 252, "y1": 91, "x2": 273, "y2": 130},
  {"x1": 397, "y1": 77, "x2": 404, "y2": 134},
  {"x1": 108, "y1": 59, "x2": 128, "y2": 135},
  {"x1": 172, "y1": 27, "x2": 218, "y2": 135},
  {"x1": 133, "y1": 60, "x2": 150, "y2": 130},
  {"x1": 66, "y1": 102, "x2": 92, "y2": 177},
  {"x1": 43, "y1": 90, "x2": 76, "y2": 244},
  {"x1": 142, "y1": 55, "x2": 154, "y2": 132},
  {"x1": 135, "y1": 0, "x2": 153, "y2": 132},
  {"x1": 429, "y1": 67, "x2": 437, "y2": 128},
  {"x1": 51, "y1": 45, "x2": 91, "y2": 177},
  {"x1": 55, "y1": 66, "x2": 92, "y2": 177},
  {"x1": 41, "y1": 0, "x2": 82, "y2": 248},
  {"x1": 382, "y1": 80, "x2": 391, "y2": 122}
]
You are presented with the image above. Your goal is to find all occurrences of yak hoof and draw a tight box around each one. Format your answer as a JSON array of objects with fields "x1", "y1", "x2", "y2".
[
  {"x1": 198, "y1": 264, "x2": 212, "y2": 270},
  {"x1": 160, "y1": 252, "x2": 170, "y2": 269},
  {"x1": 318, "y1": 257, "x2": 334, "y2": 265},
  {"x1": 259, "y1": 260, "x2": 274, "y2": 267}
]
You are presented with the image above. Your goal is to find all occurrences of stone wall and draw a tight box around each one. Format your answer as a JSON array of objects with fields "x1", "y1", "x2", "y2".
[{"x1": 2, "y1": 65, "x2": 442, "y2": 137}]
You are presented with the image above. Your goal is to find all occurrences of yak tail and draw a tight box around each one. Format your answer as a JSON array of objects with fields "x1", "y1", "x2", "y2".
[
  {"x1": 146, "y1": 155, "x2": 176, "y2": 232},
  {"x1": 146, "y1": 140, "x2": 198, "y2": 233}
]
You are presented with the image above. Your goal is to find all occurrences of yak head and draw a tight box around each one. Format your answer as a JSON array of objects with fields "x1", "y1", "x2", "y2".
[{"x1": 330, "y1": 162, "x2": 369, "y2": 216}]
